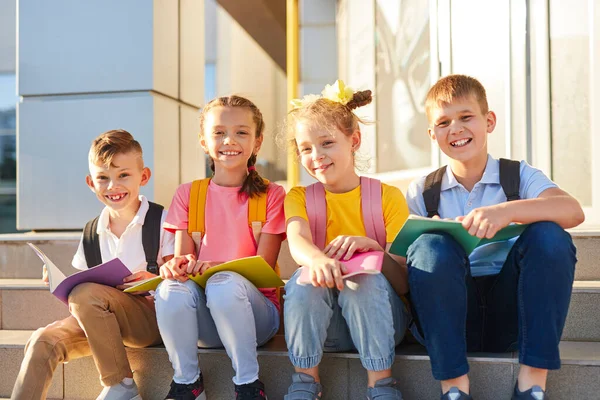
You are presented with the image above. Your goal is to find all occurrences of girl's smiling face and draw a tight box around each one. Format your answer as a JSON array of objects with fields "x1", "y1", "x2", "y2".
[
  {"x1": 295, "y1": 120, "x2": 361, "y2": 191},
  {"x1": 201, "y1": 106, "x2": 263, "y2": 173}
]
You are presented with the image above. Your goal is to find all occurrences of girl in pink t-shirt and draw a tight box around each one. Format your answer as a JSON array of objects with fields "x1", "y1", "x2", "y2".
[{"x1": 154, "y1": 96, "x2": 286, "y2": 400}]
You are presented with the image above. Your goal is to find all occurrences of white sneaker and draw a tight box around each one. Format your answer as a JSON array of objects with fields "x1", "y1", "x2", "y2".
[{"x1": 96, "y1": 380, "x2": 142, "y2": 400}]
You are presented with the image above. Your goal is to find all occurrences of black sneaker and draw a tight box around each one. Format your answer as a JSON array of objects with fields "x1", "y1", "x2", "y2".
[
  {"x1": 441, "y1": 387, "x2": 473, "y2": 400},
  {"x1": 235, "y1": 379, "x2": 267, "y2": 400},
  {"x1": 512, "y1": 383, "x2": 547, "y2": 400},
  {"x1": 164, "y1": 374, "x2": 206, "y2": 400}
]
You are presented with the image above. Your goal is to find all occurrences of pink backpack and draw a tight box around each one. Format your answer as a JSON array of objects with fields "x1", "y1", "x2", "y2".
[{"x1": 305, "y1": 177, "x2": 387, "y2": 250}]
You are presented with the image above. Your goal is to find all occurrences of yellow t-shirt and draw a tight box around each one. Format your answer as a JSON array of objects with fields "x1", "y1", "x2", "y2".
[{"x1": 284, "y1": 182, "x2": 409, "y2": 245}]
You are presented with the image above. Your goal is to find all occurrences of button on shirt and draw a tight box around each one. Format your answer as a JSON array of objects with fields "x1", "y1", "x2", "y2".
[
  {"x1": 406, "y1": 155, "x2": 557, "y2": 277},
  {"x1": 72, "y1": 195, "x2": 175, "y2": 272}
]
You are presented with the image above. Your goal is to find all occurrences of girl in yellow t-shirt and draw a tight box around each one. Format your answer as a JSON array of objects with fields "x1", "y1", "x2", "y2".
[{"x1": 283, "y1": 81, "x2": 410, "y2": 400}]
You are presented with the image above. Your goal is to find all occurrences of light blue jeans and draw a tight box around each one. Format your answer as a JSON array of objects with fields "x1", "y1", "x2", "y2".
[
  {"x1": 154, "y1": 272, "x2": 279, "y2": 385},
  {"x1": 284, "y1": 270, "x2": 408, "y2": 371}
]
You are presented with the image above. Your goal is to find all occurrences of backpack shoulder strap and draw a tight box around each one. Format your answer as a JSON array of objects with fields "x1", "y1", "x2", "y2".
[
  {"x1": 360, "y1": 177, "x2": 387, "y2": 249},
  {"x1": 188, "y1": 178, "x2": 211, "y2": 251},
  {"x1": 499, "y1": 158, "x2": 521, "y2": 201},
  {"x1": 423, "y1": 166, "x2": 447, "y2": 218},
  {"x1": 142, "y1": 201, "x2": 164, "y2": 275},
  {"x1": 82, "y1": 216, "x2": 102, "y2": 268},
  {"x1": 305, "y1": 182, "x2": 327, "y2": 250},
  {"x1": 248, "y1": 179, "x2": 270, "y2": 243}
]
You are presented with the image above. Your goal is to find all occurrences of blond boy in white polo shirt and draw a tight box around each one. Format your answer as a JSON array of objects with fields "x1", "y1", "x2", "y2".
[{"x1": 12, "y1": 130, "x2": 174, "y2": 400}]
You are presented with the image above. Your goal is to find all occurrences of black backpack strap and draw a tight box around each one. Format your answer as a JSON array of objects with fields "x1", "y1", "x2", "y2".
[
  {"x1": 499, "y1": 158, "x2": 521, "y2": 201},
  {"x1": 142, "y1": 201, "x2": 164, "y2": 275},
  {"x1": 82, "y1": 217, "x2": 103, "y2": 268},
  {"x1": 423, "y1": 166, "x2": 447, "y2": 218}
]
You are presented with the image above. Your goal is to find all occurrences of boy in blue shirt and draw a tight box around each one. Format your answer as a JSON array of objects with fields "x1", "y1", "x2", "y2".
[{"x1": 405, "y1": 75, "x2": 585, "y2": 400}]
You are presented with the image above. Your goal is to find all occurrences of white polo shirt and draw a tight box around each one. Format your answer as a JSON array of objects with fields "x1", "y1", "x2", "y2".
[
  {"x1": 72, "y1": 195, "x2": 175, "y2": 272},
  {"x1": 406, "y1": 154, "x2": 557, "y2": 277}
]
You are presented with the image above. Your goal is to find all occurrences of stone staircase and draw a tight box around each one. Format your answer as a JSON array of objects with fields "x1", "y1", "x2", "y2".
[{"x1": 0, "y1": 232, "x2": 599, "y2": 399}]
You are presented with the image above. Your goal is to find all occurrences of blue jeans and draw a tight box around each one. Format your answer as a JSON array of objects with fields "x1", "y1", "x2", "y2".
[
  {"x1": 406, "y1": 222, "x2": 576, "y2": 381},
  {"x1": 154, "y1": 272, "x2": 279, "y2": 385},
  {"x1": 284, "y1": 270, "x2": 409, "y2": 371}
]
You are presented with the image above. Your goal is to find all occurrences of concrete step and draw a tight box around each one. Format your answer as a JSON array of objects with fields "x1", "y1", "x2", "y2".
[
  {"x1": 0, "y1": 330, "x2": 63, "y2": 399},
  {"x1": 0, "y1": 233, "x2": 299, "y2": 280},
  {"x1": 3, "y1": 279, "x2": 598, "y2": 341},
  {"x1": 0, "y1": 330, "x2": 598, "y2": 399},
  {"x1": 1, "y1": 231, "x2": 600, "y2": 280}
]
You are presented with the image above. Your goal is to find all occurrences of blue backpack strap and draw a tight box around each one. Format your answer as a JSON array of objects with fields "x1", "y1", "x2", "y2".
[
  {"x1": 142, "y1": 201, "x2": 164, "y2": 275},
  {"x1": 83, "y1": 216, "x2": 102, "y2": 268},
  {"x1": 422, "y1": 166, "x2": 447, "y2": 218},
  {"x1": 499, "y1": 158, "x2": 521, "y2": 201}
]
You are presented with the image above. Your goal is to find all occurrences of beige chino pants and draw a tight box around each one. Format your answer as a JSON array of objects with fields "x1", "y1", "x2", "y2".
[{"x1": 11, "y1": 282, "x2": 162, "y2": 400}]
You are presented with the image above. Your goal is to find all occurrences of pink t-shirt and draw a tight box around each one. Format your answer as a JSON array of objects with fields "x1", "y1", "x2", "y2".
[{"x1": 164, "y1": 180, "x2": 286, "y2": 309}]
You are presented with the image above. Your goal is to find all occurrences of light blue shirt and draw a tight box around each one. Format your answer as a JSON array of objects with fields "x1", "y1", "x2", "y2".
[{"x1": 406, "y1": 154, "x2": 557, "y2": 277}]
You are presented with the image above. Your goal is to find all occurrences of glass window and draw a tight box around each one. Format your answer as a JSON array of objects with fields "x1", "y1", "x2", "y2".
[
  {"x1": 375, "y1": 0, "x2": 431, "y2": 172},
  {"x1": 549, "y1": 0, "x2": 592, "y2": 206},
  {"x1": 0, "y1": 73, "x2": 17, "y2": 233}
]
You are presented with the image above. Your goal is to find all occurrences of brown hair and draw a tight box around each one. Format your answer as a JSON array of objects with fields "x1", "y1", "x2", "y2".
[
  {"x1": 199, "y1": 95, "x2": 268, "y2": 198},
  {"x1": 89, "y1": 129, "x2": 143, "y2": 168},
  {"x1": 425, "y1": 74, "x2": 489, "y2": 122},
  {"x1": 286, "y1": 90, "x2": 373, "y2": 154}
]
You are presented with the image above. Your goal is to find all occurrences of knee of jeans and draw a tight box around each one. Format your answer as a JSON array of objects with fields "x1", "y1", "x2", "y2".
[
  {"x1": 407, "y1": 233, "x2": 467, "y2": 278},
  {"x1": 521, "y1": 221, "x2": 574, "y2": 260},
  {"x1": 283, "y1": 273, "x2": 329, "y2": 309},
  {"x1": 154, "y1": 279, "x2": 200, "y2": 311},
  {"x1": 340, "y1": 273, "x2": 387, "y2": 300},
  {"x1": 407, "y1": 232, "x2": 466, "y2": 272},
  {"x1": 205, "y1": 272, "x2": 247, "y2": 312}
]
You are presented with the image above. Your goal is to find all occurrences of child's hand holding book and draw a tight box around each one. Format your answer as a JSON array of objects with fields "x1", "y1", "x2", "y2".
[{"x1": 159, "y1": 254, "x2": 196, "y2": 282}]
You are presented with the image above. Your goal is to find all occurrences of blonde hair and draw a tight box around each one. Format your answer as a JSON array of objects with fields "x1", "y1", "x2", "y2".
[
  {"x1": 199, "y1": 95, "x2": 268, "y2": 198},
  {"x1": 286, "y1": 90, "x2": 373, "y2": 154},
  {"x1": 425, "y1": 74, "x2": 489, "y2": 122},
  {"x1": 89, "y1": 129, "x2": 143, "y2": 168}
]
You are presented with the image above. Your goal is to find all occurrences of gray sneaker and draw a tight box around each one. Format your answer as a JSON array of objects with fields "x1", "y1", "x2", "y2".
[
  {"x1": 367, "y1": 377, "x2": 403, "y2": 399},
  {"x1": 284, "y1": 373, "x2": 322, "y2": 400},
  {"x1": 96, "y1": 380, "x2": 142, "y2": 400},
  {"x1": 441, "y1": 387, "x2": 473, "y2": 400},
  {"x1": 512, "y1": 384, "x2": 547, "y2": 400}
]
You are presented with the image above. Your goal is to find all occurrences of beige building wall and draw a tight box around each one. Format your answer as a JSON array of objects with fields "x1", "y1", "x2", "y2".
[{"x1": 216, "y1": 7, "x2": 288, "y2": 182}]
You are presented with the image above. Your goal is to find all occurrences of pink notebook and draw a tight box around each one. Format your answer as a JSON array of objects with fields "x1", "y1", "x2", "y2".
[{"x1": 297, "y1": 251, "x2": 384, "y2": 285}]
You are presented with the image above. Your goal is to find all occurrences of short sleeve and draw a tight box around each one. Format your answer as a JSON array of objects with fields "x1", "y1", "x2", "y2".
[
  {"x1": 163, "y1": 183, "x2": 192, "y2": 233},
  {"x1": 406, "y1": 176, "x2": 428, "y2": 216},
  {"x1": 381, "y1": 184, "x2": 410, "y2": 242},
  {"x1": 519, "y1": 161, "x2": 558, "y2": 199},
  {"x1": 159, "y1": 209, "x2": 175, "y2": 257},
  {"x1": 284, "y1": 186, "x2": 309, "y2": 222},
  {"x1": 71, "y1": 236, "x2": 88, "y2": 270},
  {"x1": 260, "y1": 183, "x2": 286, "y2": 235}
]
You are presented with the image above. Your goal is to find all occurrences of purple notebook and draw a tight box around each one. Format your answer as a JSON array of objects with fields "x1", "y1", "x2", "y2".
[{"x1": 28, "y1": 242, "x2": 131, "y2": 305}]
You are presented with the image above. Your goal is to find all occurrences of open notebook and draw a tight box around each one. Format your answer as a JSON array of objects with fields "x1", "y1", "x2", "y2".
[
  {"x1": 28, "y1": 242, "x2": 130, "y2": 305},
  {"x1": 123, "y1": 255, "x2": 285, "y2": 293},
  {"x1": 389, "y1": 215, "x2": 528, "y2": 257},
  {"x1": 296, "y1": 251, "x2": 385, "y2": 285}
]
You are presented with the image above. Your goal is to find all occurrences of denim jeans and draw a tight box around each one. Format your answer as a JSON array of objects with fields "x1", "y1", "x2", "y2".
[
  {"x1": 154, "y1": 272, "x2": 279, "y2": 385},
  {"x1": 284, "y1": 270, "x2": 408, "y2": 371},
  {"x1": 406, "y1": 221, "x2": 576, "y2": 381}
]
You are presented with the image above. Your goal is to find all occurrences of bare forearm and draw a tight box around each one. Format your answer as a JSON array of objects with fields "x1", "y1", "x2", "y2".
[
  {"x1": 386, "y1": 249, "x2": 409, "y2": 295},
  {"x1": 175, "y1": 230, "x2": 196, "y2": 256},
  {"x1": 288, "y1": 235, "x2": 325, "y2": 267},
  {"x1": 504, "y1": 196, "x2": 584, "y2": 228}
]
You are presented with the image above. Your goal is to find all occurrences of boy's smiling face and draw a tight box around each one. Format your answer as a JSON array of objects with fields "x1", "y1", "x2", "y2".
[
  {"x1": 428, "y1": 95, "x2": 496, "y2": 164},
  {"x1": 86, "y1": 151, "x2": 150, "y2": 214}
]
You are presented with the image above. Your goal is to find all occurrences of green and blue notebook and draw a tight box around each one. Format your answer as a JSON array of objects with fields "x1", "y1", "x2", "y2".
[{"x1": 389, "y1": 215, "x2": 528, "y2": 257}]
